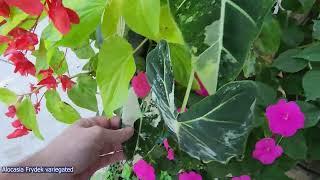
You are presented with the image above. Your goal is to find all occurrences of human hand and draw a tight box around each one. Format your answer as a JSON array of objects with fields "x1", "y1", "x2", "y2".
[{"x1": 15, "y1": 116, "x2": 134, "y2": 180}]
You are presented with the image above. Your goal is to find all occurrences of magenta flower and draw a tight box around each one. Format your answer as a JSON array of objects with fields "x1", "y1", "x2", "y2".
[
  {"x1": 133, "y1": 159, "x2": 155, "y2": 180},
  {"x1": 132, "y1": 72, "x2": 151, "y2": 98},
  {"x1": 163, "y1": 138, "x2": 175, "y2": 160},
  {"x1": 195, "y1": 75, "x2": 209, "y2": 97},
  {"x1": 252, "y1": 138, "x2": 283, "y2": 165},
  {"x1": 232, "y1": 175, "x2": 251, "y2": 180},
  {"x1": 266, "y1": 99, "x2": 304, "y2": 137},
  {"x1": 179, "y1": 171, "x2": 202, "y2": 180}
]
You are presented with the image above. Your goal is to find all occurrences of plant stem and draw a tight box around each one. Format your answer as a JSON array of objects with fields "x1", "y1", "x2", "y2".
[
  {"x1": 133, "y1": 117, "x2": 143, "y2": 155},
  {"x1": 181, "y1": 68, "x2": 195, "y2": 112},
  {"x1": 277, "y1": 136, "x2": 283, "y2": 145},
  {"x1": 133, "y1": 38, "x2": 148, "y2": 54}
]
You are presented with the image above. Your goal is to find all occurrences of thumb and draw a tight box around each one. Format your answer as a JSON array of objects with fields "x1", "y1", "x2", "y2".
[{"x1": 102, "y1": 127, "x2": 134, "y2": 144}]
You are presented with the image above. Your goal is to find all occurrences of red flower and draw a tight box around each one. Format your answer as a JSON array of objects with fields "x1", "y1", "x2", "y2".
[
  {"x1": 11, "y1": 119, "x2": 22, "y2": 128},
  {"x1": 0, "y1": 35, "x2": 11, "y2": 45},
  {"x1": 38, "y1": 76, "x2": 58, "y2": 90},
  {"x1": 59, "y1": 75, "x2": 75, "y2": 92},
  {"x1": 195, "y1": 74, "x2": 209, "y2": 97},
  {"x1": 5, "y1": 105, "x2": 16, "y2": 118},
  {"x1": 7, "y1": 28, "x2": 38, "y2": 51},
  {"x1": 7, "y1": 126, "x2": 30, "y2": 139},
  {"x1": 7, "y1": 51, "x2": 36, "y2": 76},
  {"x1": 30, "y1": 84, "x2": 40, "y2": 94},
  {"x1": 34, "y1": 102, "x2": 41, "y2": 114},
  {"x1": 4, "y1": 0, "x2": 44, "y2": 16},
  {"x1": 0, "y1": 0, "x2": 10, "y2": 18},
  {"x1": 46, "y1": 0, "x2": 80, "y2": 34},
  {"x1": 38, "y1": 68, "x2": 54, "y2": 78}
]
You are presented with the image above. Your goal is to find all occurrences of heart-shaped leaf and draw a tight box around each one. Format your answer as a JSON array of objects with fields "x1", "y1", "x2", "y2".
[{"x1": 147, "y1": 41, "x2": 258, "y2": 163}]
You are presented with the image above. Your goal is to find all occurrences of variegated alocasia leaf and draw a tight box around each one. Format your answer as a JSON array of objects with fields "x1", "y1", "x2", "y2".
[
  {"x1": 147, "y1": 41, "x2": 258, "y2": 163},
  {"x1": 169, "y1": 0, "x2": 275, "y2": 94}
]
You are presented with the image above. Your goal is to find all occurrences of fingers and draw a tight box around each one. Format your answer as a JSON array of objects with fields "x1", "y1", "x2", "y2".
[
  {"x1": 98, "y1": 127, "x2": 134, "y2": 144},
  {"x1": 76, "y1": 116, "x2": 121, "y2": 129}
]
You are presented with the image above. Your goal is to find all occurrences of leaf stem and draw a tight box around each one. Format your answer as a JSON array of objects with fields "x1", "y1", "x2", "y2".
[
  {"x1": 277, "y1": 136, "x2": 283, "y2": 145},
  {"x1": 181, "y1": 68, "x2": 195, "y2": 112},
  {"x1": 133, "y1": 38, "x2": 148, "y2": 54},
  {"x1": 133, "y1": 117, "x2": 143, "y2": 155}
]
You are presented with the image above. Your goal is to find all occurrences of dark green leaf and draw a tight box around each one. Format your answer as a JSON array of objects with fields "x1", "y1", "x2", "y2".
[
  {"x1": 258, "y1": 166, "x2": 291, "y2": 180},
  {"x1": 255, "y1": 16, "x2": 282, "y2": 55},
  {"x1": 256, "y1": 81, "x2": 277, "y2": 107},
  {"x1": 281, "y1": 73, "x2": 304, "y2": 95},
  {"x1": 0, "y1": 88, "x2": 17, "y2": 105},
  {"x1": 147, "y1": 41, "x2": 258, "y2": 163},
  {"x1": 305, "y1": 127, "x2": 320, "y2": 160},
  {"x1": 169, "y1": 0, "x2": 274, "y2": 93},
  {"x1": 282, "y1": 131, "x2": 307, "y2": 160},
  {"x1": 68, "y1": 75, "x2": 98, "y2": 112},
  {"x1": 297, "y1": 101, "x2": 320, "y2": 128},
  {"x1": 96, "y1": 35, "x2": 135, "y2": 117},
  {"x1": 281, "y1": 23, "x2": 304, "y2": 48},
  {"x1": 313, "y1": 20, "x2": 320, "y2": 40},
  {"x1": 303, "y1": 70, "x2": 320, "y2": 100},
  {"x1": 294, "y1": 44, "x2": 320, "y2": 62},
  {"x1": 273, "y1": 49, "x2": 308, "y2": 73},
  {"x1": 16, "y1": 98, "x2": 43, "y2": 140},
  {"x1": 45, "y1": 90, "x2": 81, "y2": 124}
]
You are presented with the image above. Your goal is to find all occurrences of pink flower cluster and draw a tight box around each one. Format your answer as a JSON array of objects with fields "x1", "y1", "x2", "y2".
[
  {"x1": 163, "y1": 138, "x2": 175, "y2": 160},
  {"x1": 133, "y1": 159, "x2": 202, "y2": 180},
  {"x1": 132, "y1": 72, "x2": 151, "y2": 98},
  {"x1": 252, "y1": 99, "x2": 305, "y2": 165}
]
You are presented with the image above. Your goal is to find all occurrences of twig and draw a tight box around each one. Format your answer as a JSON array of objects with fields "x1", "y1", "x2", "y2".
[
  {"x1": 181, "y1": 69, "x2": 195, "y2": 112},
  {"x1": 133, "y1": 39, "x2": 148, "y2": 54}
]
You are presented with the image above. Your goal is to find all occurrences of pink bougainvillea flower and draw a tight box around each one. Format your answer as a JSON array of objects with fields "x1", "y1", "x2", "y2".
[
  {"x1": 266, "y1": 99, "x2": 304, "y2": 137},
  {"x1": 11, "y1": 119, "x2": 22, "y2": 128},
  {"x1": 4, "y1": 0, "x2": 43, "y2": 16},
  {"x1": 163, "y1": 138, "x2": 175, "y2": 160},
  {"x1": 232, "y1": 175, "x2": 251, "y2": 180},
  {"x1": 0, "y1": 0, "x2": 10, "y2": 18},
  {"x1": 38, "y1": 68, "x2": 54, "y2": 78},
  {"x1": 195, "y1": 75, "x2": 209, "y2": 97},
  {"x1": 38, "y1": 76, "x2": 58, "y2": 90},
  {"x1": 59, "y1": 75, "x2": 75, "y2": 92},
  {"x1": 179, "y1": 171, "x2": 202, "y2": 180},
  {"x1": 46, "y1": 0, "x2": 80, "y2": 35},
  {"x1": 177, "y1": 108, "x2": 187, "y2": 113},
  {"x1": 5, "y1": 105, "x2": 16, "y2": 118},
  {"x1": 7, "y1": 126, "x2": 29, "y2": 139},
  {"x1": 252, "y1": 138, "x2": 283, "y2": 165},
  {"x1": 132, "y1": 72, "x2": 151, "y2": 98},
  {"x1": 133, "y1": 159, "x2": 156, "y2": 180}
]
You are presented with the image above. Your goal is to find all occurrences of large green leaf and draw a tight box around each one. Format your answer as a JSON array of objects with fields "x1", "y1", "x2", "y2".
[
  {"x1": 45, "y1": 90, "x2": 81, "y2": 124},
  {"x1": 101, "y1": 0, "x2": 123, "y2": 38},
  {"x1": 0, "y1": 88, "x2": 17, "y2": 105},
  {"x1": 33, "y1": 40, "x2": 49, "y2": 73},
  {"x1": 16, "y1": 98, "x2": 43, "y2": 140},
  {"x1": 123, "y1": 0, "x2": 160, "y2": 39},
  {"x1": 68, "y1": 75, "x2": 98, "y2": 112},
  {"x1": 170, "y1": 43, "x2": 199, "y2": 89},
  {"x1": 297, "y1": 101, "x2": 320, "y2": 128},
  {"x1": 303, "y1": 70, "x2": 320, "y2": 100},
  {"x1": 147, "y1": 41, "x2": 258, "y2": 163},
  {"x1": 294, "y1": 44, "x2": 320, "y2": 62},
  {"x1": 169, "y1": 0, "x2": 274, "y2": 94},
  {"x1": 97, "y1": 35, "x2": 135, "y2": 117},
  {"x1": 57, "y1": 0, "x2": 107, "y2": 47},
  {"x1": 273, "y1": 49, "x2": 308, "y2": 73},
  {"x1": 282, "y1": 131, "x2": 307, "y2": 160},
  {"x1": 313, "y1": 20, "x2": 320, "y2": 40}
]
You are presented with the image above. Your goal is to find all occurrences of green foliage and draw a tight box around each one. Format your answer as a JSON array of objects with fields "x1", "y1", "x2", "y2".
[
  {"x1": 273, "y1": 49, "x2": 307, "y2": 73},
  {"x1": 45, "y1": 90, "x2": 81, "y2": 124},
  {"x1": 16, "y1": 98, "x2": 43, "y2": 140},
  {"x1": 303, "y1": 70, "x2": 320, "y2": 100},
  {"x1": 96, "y1": 35, "x2": 135, "y2": 117},
  {"x1": 0, "y1": 88, "x2": 17, "y2": 105},
  {"x1": 68, "y1": 74, "x2": 98, "y2": 112}
]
